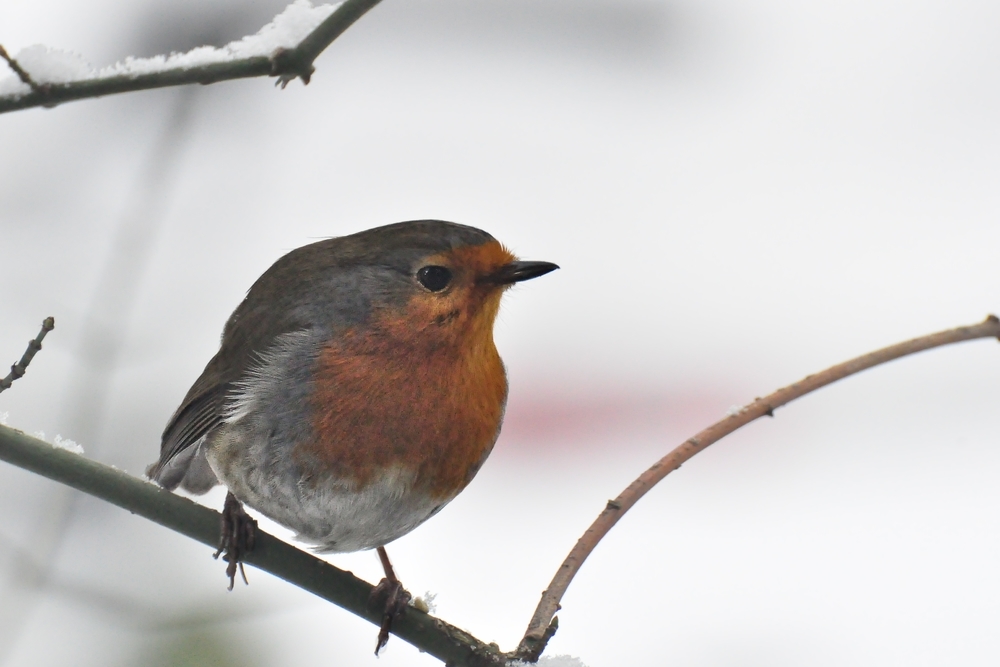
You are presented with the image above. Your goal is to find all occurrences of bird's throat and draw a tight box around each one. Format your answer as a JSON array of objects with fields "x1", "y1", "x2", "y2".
[{"x1": 303, "y1": 313, "x2": 508, "y2": 499}]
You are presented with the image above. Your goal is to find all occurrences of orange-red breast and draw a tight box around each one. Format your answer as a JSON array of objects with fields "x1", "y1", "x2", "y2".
[{"x1": 147, "y1": 220, "x2": 556, "y2": 589}]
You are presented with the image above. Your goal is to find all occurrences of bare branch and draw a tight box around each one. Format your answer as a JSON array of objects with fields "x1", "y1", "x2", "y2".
[
  {"x1": 0, "y1": 0, "x2": 383, "y2": 115},
  {"x1": 0, "y1": 317, "x2": 54, "y2": 394},
  {"x1": 515, "y1": 314, "x2": 1000, "y2": 661},
  {"x1": 0, "y1": 45, "x2": 43, "y2": 94},
  {"x1": 0, "y1": 424, "x2": 507, "y2": 666}
]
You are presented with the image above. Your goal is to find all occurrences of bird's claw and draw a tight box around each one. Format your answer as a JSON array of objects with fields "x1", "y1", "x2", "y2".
[
  {"x1": 369, "y1": 576, "x2": 412, "y2": 655},
  {"x1": 213, "y1": 491, "x2": 257, "y2": 590}
]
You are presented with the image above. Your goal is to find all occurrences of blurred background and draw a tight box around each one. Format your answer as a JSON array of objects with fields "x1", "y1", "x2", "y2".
[{"x1": 1, "y1": 0, "x2": 999, "y2": 665}]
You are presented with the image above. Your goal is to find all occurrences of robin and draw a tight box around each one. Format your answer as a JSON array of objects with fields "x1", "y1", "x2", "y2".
[{"x1": 146, "y1": 219, "x2": 557, "y2": 652}]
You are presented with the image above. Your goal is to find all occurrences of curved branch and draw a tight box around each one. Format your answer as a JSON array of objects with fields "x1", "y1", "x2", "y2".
[
  {"x1": 0, "y1": 317, "x2": 54, "y2": 394},
  {"x1": 0, "y1": 0, "x2": 383, "y2": 115},
  {"x1": 0, "y1": 424, "x2": 506, "y2": 667},
  {"x1": 515, "y1": 314, "x2": 1000, "y2": 661}
]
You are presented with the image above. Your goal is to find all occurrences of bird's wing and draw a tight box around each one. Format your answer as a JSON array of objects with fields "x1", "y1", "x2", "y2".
[
  {"x1": 146, "y1": 354, "x2": 232, "y2": 490},
  {"x1": 148, "y1": 238, "x2": 358, "y2": 490}
]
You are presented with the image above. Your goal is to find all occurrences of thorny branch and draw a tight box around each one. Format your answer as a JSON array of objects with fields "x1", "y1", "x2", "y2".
[
  {"x1": 0, "y1": 0, "x2": 383, "y2": 114},
  {"x1": 514, "y1": 314, "x2": 1000, "y2": 661},
  {"x1": 0, "y1": 317, "x2": 54, "y2": 394}
]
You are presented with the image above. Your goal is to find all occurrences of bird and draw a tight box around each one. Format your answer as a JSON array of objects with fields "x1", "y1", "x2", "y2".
[{"x1": 146, "y1": 219, "x2": 557, "y2": 652}]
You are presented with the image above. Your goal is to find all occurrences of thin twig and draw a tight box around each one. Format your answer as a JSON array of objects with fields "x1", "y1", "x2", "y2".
[
  {"x1": 515, "y1": 314, "x2": 1000, "y2": 661},
  {"x1": 0, "y1": 44, "x2": 43, "y2": 93},
  {"x1": 0, "y1": 94, "x2": 197, "y2": 663},
  {"x1": 0, "y1": 318, "x2": 55, "y2": 394},
  {"x1": 0, "y1": 0, "x2": 383, "y2": 115},
  {"x1": 0, "y1": 425, "x2": 506, "y2": 667},
  {"x1": 270, "y1": 0, "x2": 384, "y2": 87}
]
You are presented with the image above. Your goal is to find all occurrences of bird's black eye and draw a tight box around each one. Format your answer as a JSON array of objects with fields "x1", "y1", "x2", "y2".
[{"x1": 417, "y1": 265, "x2": 452, "y2": 292}]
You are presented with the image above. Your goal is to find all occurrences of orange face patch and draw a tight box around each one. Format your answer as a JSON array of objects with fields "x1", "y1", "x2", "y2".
[
  {"x1": 300, "y1": 240, "x2": 516, "y2": 499},
  {"x1": 399, "y1": 240, "x2": 517, "y2": 344}
]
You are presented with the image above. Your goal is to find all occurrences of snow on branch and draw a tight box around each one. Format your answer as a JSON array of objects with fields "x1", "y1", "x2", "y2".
[{"x1": 0, "y1": 0, "x2": 382, "y2": 114}]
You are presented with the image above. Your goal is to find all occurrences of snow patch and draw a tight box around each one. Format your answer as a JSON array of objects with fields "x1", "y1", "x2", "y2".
[
  {"x1": 24, "y1": 429, "x2": 86, "y2": 454},
  {"x1": 53, "y1": 434, "x2": 84, "y2": 455},
  {"x1": 509, "y1": 657, "x2": 589, "y2": 667},
  {"x1": 0, "y1": 74, "x2": 30, "y2": 97},
  {"x1": 16, "y1": 45, "x2": 94, "y2": 82},
  {"x1": 412, "y1": 590, "x2": 438, "y2": 614},
  {"x1": 0, "y1": 0, "x2": 340, "y2": 96}
]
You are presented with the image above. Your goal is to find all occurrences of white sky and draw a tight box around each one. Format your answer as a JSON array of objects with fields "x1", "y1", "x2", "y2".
[{"x1": 1, "y1": 1, "x2": 999, "y2": 666}]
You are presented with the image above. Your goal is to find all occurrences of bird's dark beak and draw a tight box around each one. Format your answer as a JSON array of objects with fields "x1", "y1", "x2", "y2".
[{"x1": 483, "y1": 260, "x2": 559, "y2": 285}]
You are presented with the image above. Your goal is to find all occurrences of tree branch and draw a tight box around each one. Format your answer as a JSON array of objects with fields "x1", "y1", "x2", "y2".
[
  {"x1": 0, "y1": 425, "x2": 507, "y2": 667},
  {"x1": 11, "y1": 314, "x2": 998, "y2": 664},
  {"x1": 515, "y1": 314, "x2": 1000, "y2": 661},
  {"x1": 0, "y1": 45, "x2": 43, "y2": 94},
  {"x1": 0, "y1": 0, "x2": 383, "y2": 115},
  {"x1": 271, "y1": 0, "x2": 384, "y2": 86},
  {"x1": 0, "y1": 317, "x2": 54, "y2": 394}
]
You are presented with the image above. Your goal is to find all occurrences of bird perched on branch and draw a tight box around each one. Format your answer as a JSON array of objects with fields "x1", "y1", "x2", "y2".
[{"x1": 147, "y1": 220, "x2": 557, "y2": 652}]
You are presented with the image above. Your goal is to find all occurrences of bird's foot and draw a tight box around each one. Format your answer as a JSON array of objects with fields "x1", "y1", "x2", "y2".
[
  {"x1": 369, "y1": 576, "x2": 412, "y2": 655},
  {"x1": 213, "y1": 491, "x2": 257, "y2": 590}
]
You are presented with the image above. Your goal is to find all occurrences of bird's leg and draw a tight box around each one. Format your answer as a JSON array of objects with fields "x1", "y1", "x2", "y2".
[
  {"x1": 369, "y1": 545, "x2": 412, "y2": 655},
  {"x1": 213, "y1": 491, "x2": 257, "y2": 590}
]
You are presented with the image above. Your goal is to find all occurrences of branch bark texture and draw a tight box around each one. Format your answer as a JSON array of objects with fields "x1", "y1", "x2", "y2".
[
  {"x1": 516, "y1": 314, "x2": 1000, "y2": 660},
  {"x1": 0, "y1": 317, "x2": 54, "y2": 394},
  {"x1": 0, "y1": 425, "x2": 506, "y2": 667},
  {"x1": 0, "y1": 0, "x2": 382, "y2": 114}
]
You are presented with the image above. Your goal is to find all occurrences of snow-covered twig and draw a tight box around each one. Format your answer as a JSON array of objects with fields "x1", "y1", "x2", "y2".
[
  {"x1": 0, "y1": 44, "x2": 43, "y2": 93},
  {"x1": 515, "y1": 315, "x2": 1000, "y2": 662},
  {"x1": 0, "y1": 317, "x2": 54, "y2": 394},
  {"x1": 0, "y1": 0, "x2": 382, "y2": 114}
]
